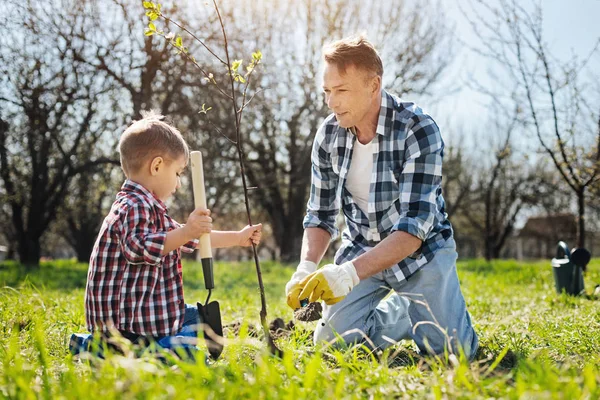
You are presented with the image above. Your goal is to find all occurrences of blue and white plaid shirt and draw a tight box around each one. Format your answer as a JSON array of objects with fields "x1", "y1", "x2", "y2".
[{"x1": 303, "y1": 90, "x2": 453, "y2": 283}]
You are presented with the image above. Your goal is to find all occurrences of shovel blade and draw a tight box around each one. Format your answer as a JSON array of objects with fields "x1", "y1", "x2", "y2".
[{"x1": 197, "y1": 301, "x2": 223, "y2": 359}]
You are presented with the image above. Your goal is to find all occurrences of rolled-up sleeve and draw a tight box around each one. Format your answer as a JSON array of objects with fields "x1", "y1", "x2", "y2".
[
  {"x1": 303, "y1": 125, "x2": 340, "y2": 239},
  {"x1": 174, "y1": 221, "x2": 199, "y2": 253},
  {"x1": 120, "y1": 202, "x2": 166, "y2": 265},
  {"x1": 392, "y1": 115, "x2": 443, "y2": 241}
]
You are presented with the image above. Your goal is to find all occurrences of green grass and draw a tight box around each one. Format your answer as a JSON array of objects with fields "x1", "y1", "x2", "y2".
[{"x1": 1, "y1": 257, "x2": 600, "y2": 399}]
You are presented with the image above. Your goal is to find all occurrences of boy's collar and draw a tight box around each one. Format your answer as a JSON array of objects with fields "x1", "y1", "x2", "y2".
[{"x1": 121, "y1": 179, "x2": 167, "y2": 210}]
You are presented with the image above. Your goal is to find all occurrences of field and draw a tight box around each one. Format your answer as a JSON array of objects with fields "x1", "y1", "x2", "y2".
[{"x1": 1, "y1": 257, "x2": 599, "y2": 399}]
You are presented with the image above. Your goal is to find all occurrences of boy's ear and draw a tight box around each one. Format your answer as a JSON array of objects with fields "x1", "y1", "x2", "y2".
[{"x1": 149, "y1": 156, "x2": 164, "y2": 176}]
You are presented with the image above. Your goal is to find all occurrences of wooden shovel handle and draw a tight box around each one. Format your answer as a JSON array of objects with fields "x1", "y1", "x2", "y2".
[{"x1": 190, "y1": 151, "x2": 212, "y2": 259}]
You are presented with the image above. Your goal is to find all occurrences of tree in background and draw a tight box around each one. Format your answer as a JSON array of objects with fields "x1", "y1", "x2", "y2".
[
  {"x1": 463, "y1": 114, "x2": 541, "y2": 260},
  {"x1": 56, "y1": 163, "x2": 119, "y2": 263},
  {"x1": 464, "y1": 0, "x2": 600, "y2": 248},
  {"x1": 0, "y1": 1, "x2": 120, "y2": 266}
]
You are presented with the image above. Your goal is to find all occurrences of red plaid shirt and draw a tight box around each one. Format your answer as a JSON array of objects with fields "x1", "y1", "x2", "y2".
[{"x1": 85, "y1": 180, "x2": 198, "y2": 337}]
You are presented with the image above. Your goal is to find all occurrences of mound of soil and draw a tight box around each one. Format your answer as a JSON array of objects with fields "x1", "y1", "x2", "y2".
[{"x1": 294, "y1": 301, "x2": 322, "y2": 322}]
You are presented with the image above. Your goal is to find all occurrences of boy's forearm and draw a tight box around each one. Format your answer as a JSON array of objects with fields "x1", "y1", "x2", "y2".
[
  {"x1": 163, "y1": 226, "x2": 194, "y2": 255},
  {"x1": 210, "y1": 231, "x2": 241, "y2": 248}
]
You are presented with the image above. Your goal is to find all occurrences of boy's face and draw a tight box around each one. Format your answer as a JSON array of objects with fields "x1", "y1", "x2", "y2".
[{"x1": 150, "y1": 154, "x2": 187, "y2": 202}]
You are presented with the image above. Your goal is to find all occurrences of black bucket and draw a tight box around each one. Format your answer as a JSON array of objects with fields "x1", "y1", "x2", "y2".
[{"x1": 551, "y1": 241, "x2": 585, "y2": 296}]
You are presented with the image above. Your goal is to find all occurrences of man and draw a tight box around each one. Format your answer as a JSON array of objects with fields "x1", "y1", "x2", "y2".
[{"x1": 286, "y1": 35, "x2": 478, "y2": 360}]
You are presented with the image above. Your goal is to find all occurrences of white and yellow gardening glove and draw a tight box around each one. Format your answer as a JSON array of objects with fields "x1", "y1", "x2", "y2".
[
  {"x1": 297, "y1": 261, "x2": 360, "y2": 306},
  {"x1": 286, "y1": 260, "x2": 318, "y2": 309}
]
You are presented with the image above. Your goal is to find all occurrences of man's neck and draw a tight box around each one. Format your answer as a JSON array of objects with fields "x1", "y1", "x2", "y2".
[{"x1": 354, "y1": 93, "x2": 382, "y2": 144}]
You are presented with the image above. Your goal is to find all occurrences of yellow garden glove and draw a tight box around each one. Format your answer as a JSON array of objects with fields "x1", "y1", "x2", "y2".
[
  {"x1": 286, "y1": 260, "x2": 318, "y2": 309},
  {"x1": 297, "y1": 261, "x2": 360, "y2": 305}
]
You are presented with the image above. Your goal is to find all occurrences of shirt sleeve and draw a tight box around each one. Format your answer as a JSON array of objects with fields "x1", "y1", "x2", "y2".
[
  {"x1": 391, "y1": 115, "x2": 444, "y2": 242},
  {"x1": 303, "y1": 123, "x2": 340, "y2": 239},
  {"x1": 119, "y1": 202, "x2": 166, "y2": 265},
  {"x1": 173, "y1": 221, "x2": 199, "y2": 253}
]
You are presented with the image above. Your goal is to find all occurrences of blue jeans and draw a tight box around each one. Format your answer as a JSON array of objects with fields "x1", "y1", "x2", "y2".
[
  {"x1": 155, "y1": 304, "x2": 201, "y2": 348},
  {"x1": 314, "y1": 238, "x2": 479, "y2": 360}
]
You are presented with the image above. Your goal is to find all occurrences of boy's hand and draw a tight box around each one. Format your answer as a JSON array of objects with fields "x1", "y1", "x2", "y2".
[
  {"x1": 184, "y1": 208, "x2": 212, "y2": 238},
  {"x1": 238, "y1": 224, "x2": 262, "y2": 247}
]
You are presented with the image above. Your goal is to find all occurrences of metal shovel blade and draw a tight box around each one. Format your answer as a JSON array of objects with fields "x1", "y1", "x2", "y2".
[{"x1": 197, "y1": 301, "x2": 223, "y2": 360}]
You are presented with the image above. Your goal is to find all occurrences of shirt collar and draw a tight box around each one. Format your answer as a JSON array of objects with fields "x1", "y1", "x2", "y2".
[
  {"x1": 376, "y1": 90, "x2": 395, "y2": 137},
  {"x1": 121, "y1": 179, "x2": 167, "y2": 211}
]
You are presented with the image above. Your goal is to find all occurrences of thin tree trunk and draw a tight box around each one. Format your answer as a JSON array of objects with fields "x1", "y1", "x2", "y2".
[{"x1": 577, "y1": 189, "x2": 586, "y2": 248}]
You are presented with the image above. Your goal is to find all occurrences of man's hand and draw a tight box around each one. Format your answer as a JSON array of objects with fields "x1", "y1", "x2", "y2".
[
  {"x1": 285, "y1": 260, "x2": 318, "y2": 309},
  {"x1": 297, "y1": 261, "x2": 360, "y2": 305},
  {"x1": 237, "y1": 224, "x2": 262, "y2": 247}
]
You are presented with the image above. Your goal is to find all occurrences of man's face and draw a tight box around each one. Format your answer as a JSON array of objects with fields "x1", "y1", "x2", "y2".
[{"x1": 322, "y1": 63, "x2": 379, "y2": 129}]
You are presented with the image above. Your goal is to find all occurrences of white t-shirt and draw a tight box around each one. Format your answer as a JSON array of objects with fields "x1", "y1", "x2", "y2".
[{"x1": 345, "y1": 138, "x2": 374, "y2": 215}]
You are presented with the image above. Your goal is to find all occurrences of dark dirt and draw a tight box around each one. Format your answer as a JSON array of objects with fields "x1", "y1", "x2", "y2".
[
  {"x1": 294, "y1": 301, "x2": 322, "y2": 322},
  {"x1": 223, "y1": 318, "x2": 299, "y2": 340}
]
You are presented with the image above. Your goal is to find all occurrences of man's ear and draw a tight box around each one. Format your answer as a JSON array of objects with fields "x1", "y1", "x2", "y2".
[
  {"x1": 149, "y1": 156, "x2": 163, "y2": 176},
  {"x1": 371, "y1": 75, "x2": 382, "y2": 95}
]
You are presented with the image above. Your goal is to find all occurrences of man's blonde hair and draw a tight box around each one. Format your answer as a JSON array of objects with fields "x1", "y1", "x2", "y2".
[
  {"x1": 323, "y1": 35, "x2": 383, "y2": 77},
  {"x1": 118, "y1": 111, "x2": 189, "y2": 177}
]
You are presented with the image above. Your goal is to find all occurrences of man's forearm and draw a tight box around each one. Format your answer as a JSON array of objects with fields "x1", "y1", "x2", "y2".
[
  {"x1": 352, "y1": 231, "x2": 422, "y2": 280},
  {"x1": 300, "y1": 227, "x2": 331, "y2": 264}
]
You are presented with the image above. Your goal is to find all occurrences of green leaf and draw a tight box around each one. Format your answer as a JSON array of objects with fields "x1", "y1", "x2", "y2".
[
  {"x1": 144, "y1": 29, "x2": 154, "y2": 36},
  {"x1": 175, "y1": 35, "x2": 182, "y2": 48},
  {"x1": 252, "y1": 50, "x2": 262, "y2": 61},
  {"x1": 199, "y1": 103, "x2": 212, "y2": 114},
  {"x1": 142, "y1": 1, "x2": 154, "y2": 9},
  {"x1": 148, "y1": 22, "x2": 156, "y2": 32},
  {"x1": 149, "y1": 12, "x2": 158, "y2": 21},
  {"x1": 231, "y1": 59, "x2": 242, "y2": 72}
]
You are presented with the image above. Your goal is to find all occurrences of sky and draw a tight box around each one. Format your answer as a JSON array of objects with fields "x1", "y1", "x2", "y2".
[{"x1": 430, "y1": 0, "x2": 600, "y2": 148}]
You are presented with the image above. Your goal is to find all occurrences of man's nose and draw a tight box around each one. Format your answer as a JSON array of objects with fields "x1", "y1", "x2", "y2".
[{"x1": 327, "y1": 93, "x2": 339, "y2": 110}]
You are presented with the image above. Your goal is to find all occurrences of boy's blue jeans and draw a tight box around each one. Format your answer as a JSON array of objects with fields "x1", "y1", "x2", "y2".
[
  {"x1": 70, "y1": 304, "x2": 203, "y2": 359},
  {"x1": 154, "y1": 304, "x2": 202, "y2": 348},
  {"x1": 314, "y1": 238, "x2": 479, "y2": 360}
]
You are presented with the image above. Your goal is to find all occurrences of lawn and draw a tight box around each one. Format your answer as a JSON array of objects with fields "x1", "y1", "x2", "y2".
[{"x1": 1, "y1": 257, "x2": 599, "y2": 399}]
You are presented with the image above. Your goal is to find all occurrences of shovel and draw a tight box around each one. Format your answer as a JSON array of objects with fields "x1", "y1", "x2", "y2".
[{"x1": 191, "y1": 151, "x2": 224, "y2": 360}]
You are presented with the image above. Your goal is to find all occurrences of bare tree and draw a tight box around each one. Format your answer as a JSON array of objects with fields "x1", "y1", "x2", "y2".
[
  {"x1": 0, "y1": 0, "x2": 120, "y2": 266},
  {"x1": 56, "y1": 163, "x2": 119, "y2": 263},
  {"x1": 443, "y1": 144, "x2": 474, "y2": 220},
  {"x1": 463, "y1": 0, "x2": 600, "y2": 248},
  {"x1": 454, "y1": 111, "x2": 541, "y2": 260}
]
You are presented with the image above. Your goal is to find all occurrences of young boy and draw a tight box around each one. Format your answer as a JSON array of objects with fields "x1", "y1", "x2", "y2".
[{"x1": 84, "y1": 112, "x2": 262, "y2": 346}]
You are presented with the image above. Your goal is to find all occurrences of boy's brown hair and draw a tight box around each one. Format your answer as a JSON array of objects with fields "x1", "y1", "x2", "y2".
[
  {"x1": 118, "y1": 111, "x2": 189, "y2": 177},
  {"x1": 323, "y1": 35, "x2": 383, "y2": 78}
]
